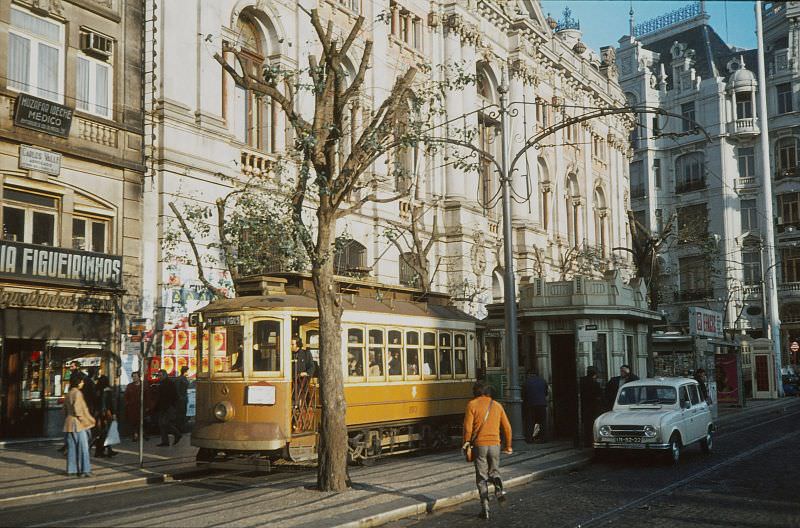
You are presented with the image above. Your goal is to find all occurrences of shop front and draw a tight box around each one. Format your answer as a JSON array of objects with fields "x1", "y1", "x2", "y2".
[{"x1": 0, "y1": 241, "x2": 123, "y2": 439}]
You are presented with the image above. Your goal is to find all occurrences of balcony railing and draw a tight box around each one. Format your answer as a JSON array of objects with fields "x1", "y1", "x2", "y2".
[
  {"x1": 735, "y1": 177, "x2": 758, "y2": 189},
  {"x1": 779, "y1": 281, "x2": 800, "y2": 297},
  {"x1": 732, "y1": 118, "x2": 759, "y2": 135},
  {"x1": 675, "y1": 179, "x2": 706, "y2": 193}
]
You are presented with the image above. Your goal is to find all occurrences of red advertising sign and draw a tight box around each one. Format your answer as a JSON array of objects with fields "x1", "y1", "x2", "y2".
[{"x1": 714, "y1": 353, "x2": 739, "y2": 404}]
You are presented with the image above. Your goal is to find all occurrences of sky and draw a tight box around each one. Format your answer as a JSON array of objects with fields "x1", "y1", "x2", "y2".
[{"x1": 540, "y1": 1, "x2": 758, "y2": 52}]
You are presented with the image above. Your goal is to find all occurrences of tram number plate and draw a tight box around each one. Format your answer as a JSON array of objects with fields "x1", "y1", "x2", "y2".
[
  {"x1": 613, "y1": 436, "x2": 641, "y2": 443},
  {"x1": 246, "y1": 385, "x2": 276, "y2": 405}
]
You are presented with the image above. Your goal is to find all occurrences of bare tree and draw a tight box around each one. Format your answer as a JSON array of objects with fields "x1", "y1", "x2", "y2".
[{"x1": 383, "y1": 202, "x2": 441, "y2": 292}]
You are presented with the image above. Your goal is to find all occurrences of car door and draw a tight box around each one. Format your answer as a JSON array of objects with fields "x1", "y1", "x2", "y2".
[
  {"x1": 678, "y1": 384, "x2": 693, "y2": 442},
  {"x1": 688, "y1": 383, "x2": 709, "y2": 440}
]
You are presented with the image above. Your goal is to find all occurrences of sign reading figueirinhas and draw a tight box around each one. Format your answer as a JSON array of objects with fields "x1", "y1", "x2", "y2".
[
  {"x1": 688, "y1": 307, "x2": 723, "y2": 338},
  {"x1": 0, "y1": 240, "x2": 122, "y2": 289}
]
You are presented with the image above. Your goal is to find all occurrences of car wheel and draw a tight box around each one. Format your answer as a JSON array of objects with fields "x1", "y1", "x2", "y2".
[
  {"x1": 667, "y1": 434, "x2": 681, "y2": 465},
  {"x1": 700, "y1": 427, "x2": 713, "y2": 454}
]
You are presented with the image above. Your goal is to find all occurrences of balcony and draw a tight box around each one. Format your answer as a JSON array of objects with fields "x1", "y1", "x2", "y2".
[
  {"x1": 731, "y1": 117, "x2": 759, "y2": 136},
  {"x1": 735, "y1": 177, "x2": 758, "y2": 190},
  {"x1": 779, "y1": 281, "x2": 800, "y2": 299},
  {"x1": 240, "y1": 148, "x2": 276, "y2": 179},
  {"x1": 675, "y1": 288, "x2": 713, "y2": 302},
  {"x1": 675, "y1": 179, "x2": 706, "y2": 194}
]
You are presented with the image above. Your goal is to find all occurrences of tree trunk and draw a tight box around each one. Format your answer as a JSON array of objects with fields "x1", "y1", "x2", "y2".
[{"x1": 312, "y1": 213, "x2": 348, "y2": 491}]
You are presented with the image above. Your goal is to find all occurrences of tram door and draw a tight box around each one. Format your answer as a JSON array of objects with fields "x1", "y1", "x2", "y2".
[{"x1": 291, "y1": 319, "x2": 319, "y2": 433}]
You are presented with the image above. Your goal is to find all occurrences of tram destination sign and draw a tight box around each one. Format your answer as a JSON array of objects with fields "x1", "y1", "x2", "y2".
[
  {"x1": 14, "y1": 93, "x2": 74, "y2": 138},
  {"x1": 207, "y1": 315, "x2": 241, "y2": 327},
  {"x1": 0, "y1": 239, "x2": 122, "y2": 289}
]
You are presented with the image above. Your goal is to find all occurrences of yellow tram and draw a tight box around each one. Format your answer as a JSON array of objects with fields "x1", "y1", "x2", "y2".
[{"x1": 190, "y1": 274, "x2": 478, "y2": 464}]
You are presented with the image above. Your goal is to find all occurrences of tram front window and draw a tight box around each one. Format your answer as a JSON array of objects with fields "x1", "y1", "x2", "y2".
[
  {"x1": 211, "y1": 325, "x2": 244, "y2": 374},
  {"x1": 252, "y1": 320, "x2": 281, "y2": 373}
]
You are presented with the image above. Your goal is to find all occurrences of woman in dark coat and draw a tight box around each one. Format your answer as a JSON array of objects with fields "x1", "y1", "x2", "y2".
[{"x1": 94, "y1": 375, "x2": 118, "y2": 457}]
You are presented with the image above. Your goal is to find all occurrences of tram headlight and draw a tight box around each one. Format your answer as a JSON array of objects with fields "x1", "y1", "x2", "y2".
[{"x1": 213, "y1": 401, "x2": 234, "y2": 422}]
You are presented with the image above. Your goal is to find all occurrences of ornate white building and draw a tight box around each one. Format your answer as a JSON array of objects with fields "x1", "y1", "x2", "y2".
[{"x1": 142, "y1": 0, "x2": 656, "y2": 439}]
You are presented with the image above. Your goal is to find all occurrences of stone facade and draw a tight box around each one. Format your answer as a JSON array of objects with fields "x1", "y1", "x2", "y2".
[{"x1": 0, "y1": 0, "x2": 144, "y2": 437}]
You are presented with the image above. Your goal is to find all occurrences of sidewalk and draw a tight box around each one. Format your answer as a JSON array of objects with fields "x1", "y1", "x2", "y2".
[{"x1": 1, "y1": 397, "x2": 798, "y2": 527}]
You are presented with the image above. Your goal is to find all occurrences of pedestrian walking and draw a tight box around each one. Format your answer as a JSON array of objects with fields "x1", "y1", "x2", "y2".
[
  {"x1": 605, "y1": 364, "x2": 639, "y2": 410},
  {"x1": 124, "y1": 371, "x2": 148, "y2": 441},
  {"x1": 175, "y1": 365, "x2": 190, "y2": 430},
  {"x1": 463, "y1": 381, "x2": 513, "y2": 520},
  {"x1": 63, "y1": 374, "x2": 95, "y2": 477},
  {"x1": 93, "y1": 375, "x2": 118, "y2": 457},
  {"x1": 580, "y1": 366, "x2": 604, "y2": 447},
  {"x1": 155, "y1": 370, "x2": 181, "y2": 446},
  {"x1": 522, "y1": 368, "x2": 548, "y2": 443}
]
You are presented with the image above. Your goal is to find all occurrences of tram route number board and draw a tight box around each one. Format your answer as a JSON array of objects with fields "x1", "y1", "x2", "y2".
[{"x1": 247, "y1": 384, "x2": 276, "y2": 405}]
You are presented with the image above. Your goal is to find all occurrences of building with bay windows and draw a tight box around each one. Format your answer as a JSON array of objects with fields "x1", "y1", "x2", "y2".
[
  {"x1": 0, "y1": 0, "x2": 144, "y2": 438},
  {"x1": 143, "y1": 0, "x2": 656, "y2": 441},
  {"x1": 617, "y1": 2, "x2": 800, "y2": 388}
]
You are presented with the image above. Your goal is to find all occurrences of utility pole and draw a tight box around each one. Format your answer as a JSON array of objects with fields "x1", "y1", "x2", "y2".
[
  {"x1": 755, "y1": 0, "x2": 784, "y2": 396},
  {"x1": 497, "y1": 70, "x2": 523, "y2": 439}
]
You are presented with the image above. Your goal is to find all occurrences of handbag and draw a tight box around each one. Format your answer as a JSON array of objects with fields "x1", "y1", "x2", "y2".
[
  {"x1": 104, "y1": 419, "x2": 121, "y2": 446},
  {"x1": 464, "y1": 400, "x2": 493, "y2": 462}
]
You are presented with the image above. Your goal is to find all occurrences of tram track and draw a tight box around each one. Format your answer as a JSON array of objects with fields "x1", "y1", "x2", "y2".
[{"x1": 573, "y1": 407, "x2": 800, "y2": 528}]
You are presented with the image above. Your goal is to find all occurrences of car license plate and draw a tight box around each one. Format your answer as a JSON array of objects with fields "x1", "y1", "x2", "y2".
[{"x1": 614, "y1": 436, "x2": 641, "y2": 443}]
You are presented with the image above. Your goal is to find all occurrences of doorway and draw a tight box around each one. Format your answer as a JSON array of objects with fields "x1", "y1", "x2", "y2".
[
  {"x1": 1, "y1": 340, "x2": 47, "y2": 438},
  {"x1": 549, "y1": 333, "x2": 577, "y2": 439}
]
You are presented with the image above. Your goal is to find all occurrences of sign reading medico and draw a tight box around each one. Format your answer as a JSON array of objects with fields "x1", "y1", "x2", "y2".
[
  {"x1": 19, "y1": 145, "x2": 62, "y2": 176},
  {"x1": 0, "y1": 239, "x2": 122, "y2": 289},
  {"x1": 688, "y1": 307, "x2": 723, "y2": 338},
  {"x1": 14, "y1": 93, "x2": 74, "y2": 138}
]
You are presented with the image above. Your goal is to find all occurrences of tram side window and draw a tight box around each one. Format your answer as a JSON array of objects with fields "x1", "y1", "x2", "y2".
[
  {"x1": 252, "y1": 320, "x2": 281, "y2": 372},
  {"x1": 368, "y1": 329, "x2": 384, "y2": 378},
  {"x1": 454, "y1": 333, "x2": 467, "y2": 375},
  {"x1": 214, "y1": 326, "x2": 244, "y2": 374},
  {"x1": 347, "y1": 328, "x2": 364, "y2": 377},
  {"x1": 439, "y1": 332, "x2": 452, "y2": 376},
  {"x1": 388, "y1": 330, "x2": 402, "y2": 376},
  {"x1": 406, "y1": 331, "x2": 420, "y2": 376},
  {"x1": 423, "y1": 332, "x2": 436, "y2": 376}
]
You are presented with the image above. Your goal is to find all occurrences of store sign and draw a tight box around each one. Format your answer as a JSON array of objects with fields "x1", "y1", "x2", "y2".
[
  {"x1": 14, "y1": 94, "x2": 74, "y2": 138},
  {"x1": 0, "y1": 287, "x2": 115, "y2": 311},
  {"x1": 688, "y1": 307, "x2": 723, "y2": 338},
  {"x1": 19, "y1": 145, "x2": 62, "y2": 175},
  {"x1": 0, "y1": 240, "x2": 122, "y2": 289}
]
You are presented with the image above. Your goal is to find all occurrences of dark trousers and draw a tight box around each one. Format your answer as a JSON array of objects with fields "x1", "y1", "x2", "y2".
[
  {"x1": 158, "y1": 407, "x2": 180, "y2": 444},
  {"x1": 525, "y1": 405, "x2": 547, "y2": 441}
]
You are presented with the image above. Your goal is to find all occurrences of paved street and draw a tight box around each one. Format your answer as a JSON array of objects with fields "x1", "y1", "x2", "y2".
[{"x1": 396, "y1": 403, "x2": 800, "y2": 528}]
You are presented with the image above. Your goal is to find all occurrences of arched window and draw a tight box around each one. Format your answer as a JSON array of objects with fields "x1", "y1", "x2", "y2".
[
  {"x1": 674, "y1": 152, "x2": 705, "y2": 193},
  {"x1": 227, "y1": 12, "x2": 277, "y2": 153},
  {"x1": 334, "y1": 239, "x2": 367, "y2": 275},
  {"x1": 477, "y1": 67, "x2": 499, "y2": 218},
  {"x1": 539, "y1": 158, "x2": 551, "y2": 231},
  {"x1": 594, "y1": 186, "x2": 608, "y2": 255},
  {"x1": 399, "y1": 251, "x2": 421, "y2": 287},
  {"x1": 492, "y1": 267, "x2": 504, "y2": 302},
  {"x1": 565, "y1": 173, "x2": 581, "y2": 247},
  {"x1": 776, "y1": 137, "x2": 799, "y2": 179}
]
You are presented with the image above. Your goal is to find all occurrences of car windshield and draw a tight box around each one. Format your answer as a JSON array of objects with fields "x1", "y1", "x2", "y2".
[{"x1": 617, "y1": 385, "x2": 677, "y2": 405}]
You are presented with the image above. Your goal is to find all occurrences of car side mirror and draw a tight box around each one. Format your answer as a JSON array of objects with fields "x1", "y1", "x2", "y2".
[{"x1": 681, "y1": 400, "x2": 691, "y2": 409}]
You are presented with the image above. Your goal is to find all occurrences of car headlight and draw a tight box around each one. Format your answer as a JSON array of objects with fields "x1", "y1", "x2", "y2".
[
  {"x1": 598, "y1": 425, "x2": 611, "y2": 437},
  {"x1": 643, "y1": 425, "x2": 657, "y2": 438},
  {"x1": 213, "y1": 401, "x2": 234, "y2": 422}
]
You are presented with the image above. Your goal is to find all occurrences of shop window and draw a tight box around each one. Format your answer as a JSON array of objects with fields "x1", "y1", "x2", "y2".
[
  {"x1": 368, "y1": 329, "x2": 384, "y2": 378},
  {"x1": 387, "y1": 329, "x2": 402, "y2": 377},
  {"x1": 73, "y1": 216, "x2": 109, "y2": 253},
  {"x1": 2, "y1": 187, "x2": 58, "y2": 245},
  {"x1": 252, "y1": 319, "x2": 281, "y2": 372},
  {"x1": 76, "y1": 53, "x2": 111, "y2": 118},
  {"x1": 8, "y1": 6, "x2": 65, "y2": 102},
  {"x1": 347, "y1": 328, "x2": 364, "y2": 378},
  {"x1": 405, "y1": 330, "x2": 420, "y2": 377}
]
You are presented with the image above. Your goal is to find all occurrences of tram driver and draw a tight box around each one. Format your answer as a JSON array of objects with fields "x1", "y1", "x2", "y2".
[{"x1": 291, "y1": 337, "x2": 316, "y2": 405}]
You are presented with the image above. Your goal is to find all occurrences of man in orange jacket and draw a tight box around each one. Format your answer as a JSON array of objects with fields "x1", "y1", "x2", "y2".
[{"x1": 463, "y1": 381, "x2": 513, "y2": 520}]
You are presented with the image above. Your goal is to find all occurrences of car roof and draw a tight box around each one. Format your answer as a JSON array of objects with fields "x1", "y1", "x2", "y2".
[{"x1": 623, "y1": 377, "x2": 698, "y2": 389}]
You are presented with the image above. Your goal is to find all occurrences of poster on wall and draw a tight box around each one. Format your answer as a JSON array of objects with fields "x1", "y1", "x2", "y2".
[{"x1": 714, "y1": 354, "x2": 739, "y2": 404}]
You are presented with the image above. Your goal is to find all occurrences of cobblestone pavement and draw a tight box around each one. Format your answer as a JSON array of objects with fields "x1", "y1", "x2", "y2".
[{"x1": 395, "y1": 404, "x2": 800, "y2": 528}]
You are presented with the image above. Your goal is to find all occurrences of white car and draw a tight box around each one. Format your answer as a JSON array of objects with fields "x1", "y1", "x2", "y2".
[{"x1": 593, "y1": 377, "x2": 714, "y2": 464}]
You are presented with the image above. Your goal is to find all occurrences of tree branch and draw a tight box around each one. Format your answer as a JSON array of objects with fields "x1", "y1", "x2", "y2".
[{"x1": 168, "y1": 202, "x2": 227, "y2": 299}]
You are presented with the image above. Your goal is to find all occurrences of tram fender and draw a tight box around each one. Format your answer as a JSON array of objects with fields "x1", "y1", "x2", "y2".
[{"x1": 191, "y1": 422, "x2": 287, "y2": 451}]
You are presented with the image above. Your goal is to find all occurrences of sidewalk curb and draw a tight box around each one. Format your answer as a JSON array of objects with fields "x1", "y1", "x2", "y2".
[
  {"x1": 0, "y1": 466, "x2": 205, "y2": 507},
  {"x1": 336, "y1": 455, "x2": 592, "y2": 528}
]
